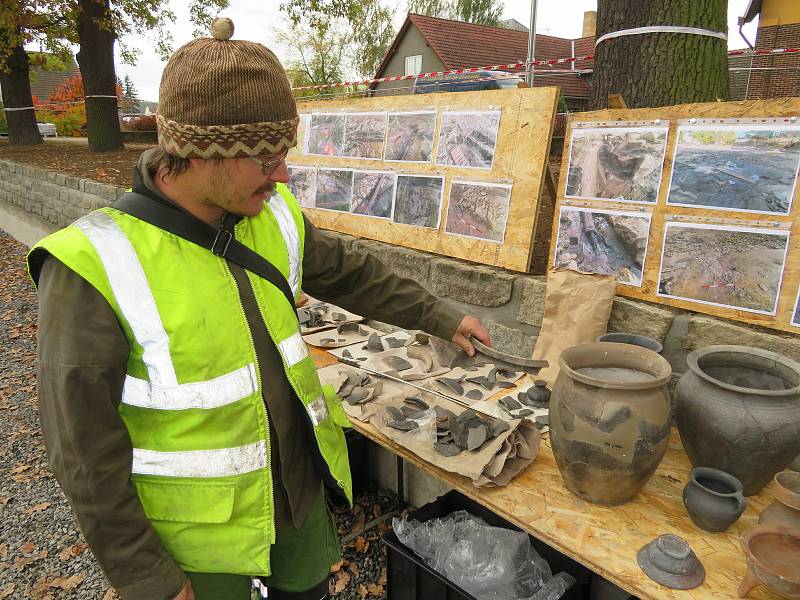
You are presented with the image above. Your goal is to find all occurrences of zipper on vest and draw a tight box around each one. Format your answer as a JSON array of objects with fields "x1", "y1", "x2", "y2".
[{"x1": 223, "y1": 260, "x2": 277, "y2": 548}]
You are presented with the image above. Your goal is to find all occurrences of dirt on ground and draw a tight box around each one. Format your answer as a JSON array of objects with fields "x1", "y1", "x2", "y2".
[{"x1": 0, "y1": 139, "x2": 155, "y2": 188}]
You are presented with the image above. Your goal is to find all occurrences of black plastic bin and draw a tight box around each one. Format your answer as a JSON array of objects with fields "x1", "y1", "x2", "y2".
[{"x1": 382, "y1": 490, "x2": 592, "y2": 600}]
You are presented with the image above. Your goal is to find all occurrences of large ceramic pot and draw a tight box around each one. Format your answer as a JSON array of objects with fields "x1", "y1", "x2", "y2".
[
  {"x1": 550, "y1": 342, "x2": 673, "y2": 505},
  {"x1": 675, "y1": 345, "x2": 800, "y2": 496}
]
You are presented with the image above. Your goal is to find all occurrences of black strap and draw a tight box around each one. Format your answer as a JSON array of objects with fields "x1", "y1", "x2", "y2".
[{"x1": 113, "y1": 192, "x2": 296, "y2": 309}]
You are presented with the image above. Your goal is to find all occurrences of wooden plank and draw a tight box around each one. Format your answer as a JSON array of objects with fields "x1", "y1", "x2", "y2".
[
  {"x1": 349, "y1": 419, "x2": 778, "y2": 600},
  {"x1": 292, "y1": 88, "x2": 559, "y2": 272},
  {"x1": 551, "y1": 98, "x2": 800, "y2": 334}
]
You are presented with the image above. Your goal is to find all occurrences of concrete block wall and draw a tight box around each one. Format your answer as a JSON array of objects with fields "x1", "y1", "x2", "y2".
[{"x1": 3, "y1": 157, "x2": 800, "y2": 365}]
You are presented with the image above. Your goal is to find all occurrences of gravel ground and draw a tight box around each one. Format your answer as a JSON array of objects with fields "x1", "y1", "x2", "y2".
[{"x1": 0, "y1": 229, "x2": 392, "y2": 599}]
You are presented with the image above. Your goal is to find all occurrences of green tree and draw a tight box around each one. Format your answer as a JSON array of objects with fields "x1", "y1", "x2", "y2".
[
  {"x1": 350, "y1": 0, "x2": 395, "y2": 78},
  {"x1": 123, "y1": 74, "x2": 138, "y2": 99},
  {"x1": 407, "y1": 0, "x2": 451, "y2": 17},
  {"x1": 407, "y1": 0, "x2": 503, "y2": 25},
  {"x1": 591, "y1": 0, "x2": 729, "y2": 108}
]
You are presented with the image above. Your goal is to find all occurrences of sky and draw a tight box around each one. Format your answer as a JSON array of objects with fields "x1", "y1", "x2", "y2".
[{"x1": 104, "y1": 0, "x2": 760, "y2": 101}]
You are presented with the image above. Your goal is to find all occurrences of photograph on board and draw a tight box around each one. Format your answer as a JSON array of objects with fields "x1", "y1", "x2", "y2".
[
  {"x1": 287, "y1": 166, "x2": 316, "y2": 208},
  {"x1": 289, "y1": 114, "x2": 311, "y2": 158},
  {"x1": 307, "y1": 113, "x2": 345, "y2": 156},
  {"x1": 393, "y1": 175, "x2": 445, "y2": 228},
  {"x1": 315, "y1": 168, "x2": 353, "y2": 212},
  {"x1": 793, "y1": 285, "x2": 800, "y2": 327},
  {"x1": 565, "y1": 126, "x2": 668, "y2": 203},
  {"x1": 667, "y1": 124, "x2": 800, "y2": 214},
  {"x1": 351, "y1": 171, "x2": 396, "y2": 219},
  {"x1": 436, "y1": 111, "x2": 501, "y2": 169},
  {"x1": 344, "y1": 112, "x2": 387, "y2": 159},
  {"x1": 657, "y1": 222, "x2": 789, "y2": 315},
  {"x1": 384, "y1": 111, "x2": 437, "y2": 162},
  {"x1": 444, "y1": 181, "x2": 512, "y2": 243},
  {"x1": 553, "y1": 206, "x2": 652, "y2": 286}
]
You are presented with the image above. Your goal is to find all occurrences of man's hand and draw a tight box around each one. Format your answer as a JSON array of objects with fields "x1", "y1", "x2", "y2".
[
  {"x1": 451, "y1": 316, "x2": 491, "y2": 357},
  {"x1": 173, "y1": 580, "x2": 195, "y2": 600}
]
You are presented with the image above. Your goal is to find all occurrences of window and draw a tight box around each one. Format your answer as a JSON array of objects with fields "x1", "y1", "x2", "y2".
[{"x1": 404, "y1": 55, "x2": 422, "y2": 76}]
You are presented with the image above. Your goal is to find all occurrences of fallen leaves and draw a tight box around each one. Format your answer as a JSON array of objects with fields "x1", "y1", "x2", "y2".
[
  {"x1": 32, "y1": 572, "x2": 86, "y2": 599},
  {"x1": 353, "y1": 536, "x2": 369, "y2": 553},
  {"x1": 331, "y1": 570, "x2": 350, "y2": 594},
  {"x1": 0, "y1": 584, "x2": 15, "y2": 599},
  {"x1": 0, "y1": 544, "x2": 7, "y2": 560},
  {"x1": 58, "y1": 543, "x2": 89, "y2": 561}
]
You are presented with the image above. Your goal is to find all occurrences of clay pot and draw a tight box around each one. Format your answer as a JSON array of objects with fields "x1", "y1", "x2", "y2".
[
  {"x1": 637, "y1": 534, "x2": 705, "y2": 590},
  {"x1": 759, "y1": 470, "x2": 800, "y2": 531},
  {"x1": 683, "y1": 467, "x2": 747, "y2": 532},
  {"x1": 549, "y1": 342, "x2": 672, "y2": 505},
  {"x1": 676, "y1": 345, "x2": 800, "y2": 496},
  {"x1": 738, "y1": 525, "x2": 800, "y2": 599},
  {"x1": 596, "y1": 332, "x2": 663, "y2": 354}
]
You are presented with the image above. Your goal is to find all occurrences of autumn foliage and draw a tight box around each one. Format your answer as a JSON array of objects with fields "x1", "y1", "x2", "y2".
[{"x1": 34, "y1": 75, "x2": 125, "y2": 137}]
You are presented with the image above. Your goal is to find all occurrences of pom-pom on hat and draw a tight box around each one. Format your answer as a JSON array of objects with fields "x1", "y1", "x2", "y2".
[{"x1": 156, "y1": 17, "x2": 298, "y2": 159}]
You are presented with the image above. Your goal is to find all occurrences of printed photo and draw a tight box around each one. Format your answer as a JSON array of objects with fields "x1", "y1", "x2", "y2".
[
  {"x1": 287, "y1": 166, "x2": 316, "y2": 208},
  {"x1": 343, "y1": 112, "x2": 387, "y2": 159},
  {"x1": 315, "y1": 169, "x2": 353, "y2": 212},
  {"x1": 384, "y1": 112, "x2": 437, "y2": 162},
  {"x1": 444, "y1": 181, "x2": 511, "y2": 243},
  {"x1": 657, "y1": 222, "x2": 789, "y2": 315},
  {"x1": 565, "y1": 126, "x2": 668, "y2": 203},
  {"x1": 393, "y1": 175, "x2": 445, "y2": 228},
  {"x1": 792, "y1": 285, "x2": 800, "y2": 327},
  {"x1": 667, "y1": 124, "x2": 800, "y2": 214},
  {"x1": 307, "y1": 113, "x2": 345, "y2": 156},
  {"x1": 289, "y1": 114, "x2": 311, "y2": 157},
  {"x1": 436, "y1": 111, "x2": 501, "y2": 169},
  {"x1": 351, "y1": 171, "x2": 396, "y2": 219},
  {"x1": 554, "y1": 207, "x2": 652, "y2": 286}
]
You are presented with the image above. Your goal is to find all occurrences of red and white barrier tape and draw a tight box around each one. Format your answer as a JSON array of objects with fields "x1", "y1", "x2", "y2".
[{"x1": 292, "y1": 46, "x2": 800, "y2": 92}]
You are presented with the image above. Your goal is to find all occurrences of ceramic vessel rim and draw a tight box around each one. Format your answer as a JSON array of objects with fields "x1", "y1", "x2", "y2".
[
  {"x1": 687, "y1": 345, "x2": 800, "y2": 397},
  {"x1": 775, "y1": 470, "x2": 800, "y2": 495},
  {"x1": 691, "y1": 467, "x2": 744, "y2": 497},
  {"x1": 637, "y1": 543, "x2": 705, "y2": 589},
  {"x1": 596, "y1": 332, "x2": 664, "y2": 354},
  {"x1": 740, "y1": 525, "x2": 800, "y2": 584},
  {"x1": 559, "y1": 342, "x2": 672, "y2": 390}
]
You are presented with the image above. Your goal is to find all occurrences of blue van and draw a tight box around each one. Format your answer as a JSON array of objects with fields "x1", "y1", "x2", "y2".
[{"x1": 412, "y1": 70, "x2": 526, "y2": 94}]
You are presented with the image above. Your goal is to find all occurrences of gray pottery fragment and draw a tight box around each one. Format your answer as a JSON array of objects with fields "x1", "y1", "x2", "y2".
[
  {"x1": 384, "y1": 337, "x2": 405, "y2": 349},
  {"x1": 434, "y1": 406, "x2": 456, "y2": 419},
  {"x1": 517, "y1": 408, "x2": 534, "y2": 416},
  {"x1": 466, "y1": 376, "x2": 493, "y2": 390},
  {"x1": 337, "y1": 322, "x2": 360, "y2": 333},
  {"x1": 401, "y1": 406, "x2": 426, "y2": 420},
  {"x1": 456, "y1": 408, "x2": 478, "y2": 422},
  {"x1": 492, "y1": 420, "x2": 511, "y2": 436},
  {"x1": 366, "y1": 333, "x2": 384, "y2": 352},
  {"x1": 495, "y1": 381, "x2": 516, "y2": 389},
  {"x1": 368, "y1": 381, "x2": 383, "y2": 397},
  {"x1": 467, "y1": 426, "x2": 488, "y2": 451},
  {"x1": 465, "y1": 389, "x2": 484, "y2": 401},
  {"x1": 384, "y1": 356, "x2": 413, "y2": 372},
  {"x1": 346, "y1": 388, "x2": 370, "y2": 405},
  {"x1": 387, "y1": 419, "x2": 419, "y2": 431},
  {"x1": 434, "y1": 442, "x2": 462, "y2": 457},
  {"x1": 499, "y1": 396, "x2": 522, "y2": 411},
  {"x1": 331, "y1": 312, "x2": 347, "y2": 322},
  {"x1": 341, "y1": 349, "x2": 353, "y2": 359},
  {"x1": 526, "y1": 385, "x2": 551, "y2": 407},
  {"x1": 404, "y1": 397, "x2": 429, "y2": 411},
  {"x1": 320, "y1": 338, "x2": 336, "y2": 345},
  {"x1": 406, "y1": 345, "x2": 434, "y2": 372},
  {"x1": 385, "y1": 406, "x2": 406, "y2": 421},
  {"x1": 487, "y1": 368, "x2": 497, "y2": 386},
  {"x1": 535, "y1": 415, "x2": 549, "y2": 428},
  {"x1": 437, "y1": 377, "x2": 464, "y2": 395},
  {"x1": 498, "y1": 368, "x2": 518, "y2": 378},
  {"x1": 297, "y1": 309, "x2": 311, "y2": 325}
]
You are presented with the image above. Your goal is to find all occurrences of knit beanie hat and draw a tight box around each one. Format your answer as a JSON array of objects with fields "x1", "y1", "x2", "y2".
[{"x1": 156, "y1": 17, "x2": 298, "y2": 159}]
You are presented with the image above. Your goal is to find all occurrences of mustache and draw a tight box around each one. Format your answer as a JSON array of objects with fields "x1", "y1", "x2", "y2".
[{"x1": 256, "y1": 182, "x2": 276, "y2": 195}]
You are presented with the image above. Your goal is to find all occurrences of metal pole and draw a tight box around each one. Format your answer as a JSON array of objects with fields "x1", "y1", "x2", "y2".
[{"x1": 527, "y1": 0, "x2": 538, "y2": 87}]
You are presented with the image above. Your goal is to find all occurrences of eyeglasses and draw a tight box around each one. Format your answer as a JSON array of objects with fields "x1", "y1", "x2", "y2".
[{"x1": 248, "y1": 150, "x2": 288, "y2": 176}]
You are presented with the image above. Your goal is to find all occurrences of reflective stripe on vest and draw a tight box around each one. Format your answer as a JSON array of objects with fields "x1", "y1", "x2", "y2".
[
  {"x1": 268, "y1": 192, "x2": 300, "y2": 298},
  {"x1": 132, "y1": 440, "x2": 267, "y2": 477}
]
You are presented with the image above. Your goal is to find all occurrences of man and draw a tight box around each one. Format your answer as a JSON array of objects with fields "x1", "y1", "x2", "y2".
[{"x1": 27, "y1": 17, "x2": 490, "y2": 600}]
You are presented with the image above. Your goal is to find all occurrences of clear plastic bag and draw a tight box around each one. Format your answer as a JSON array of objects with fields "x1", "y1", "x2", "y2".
[{"x1": 393, "y1": 511, "x2": 574, "y2": 600}]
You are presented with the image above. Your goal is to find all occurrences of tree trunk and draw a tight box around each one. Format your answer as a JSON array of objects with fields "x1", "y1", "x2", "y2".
[
  {"x1": 591, "y1": 0, "x2": 729, "y2": 109},
  {"x1": 76, "y1": 0, "x2": 123, "y2": 152},
  {"x1": 0, "y1": 30, "x2": 42, "y2": 146}
]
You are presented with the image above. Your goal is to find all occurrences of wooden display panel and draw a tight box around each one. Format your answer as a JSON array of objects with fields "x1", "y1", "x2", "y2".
[
  {"x1": 552, "y1": 98, "x2": 800, "y2": 334},
  {"x1": 294, "y1": 88, "x2": 559, "y2": 272}
]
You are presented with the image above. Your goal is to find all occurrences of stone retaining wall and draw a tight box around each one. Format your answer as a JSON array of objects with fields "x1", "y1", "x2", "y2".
[{"x1": 3, "y1": 157, "x2": 799, "y2": 364}]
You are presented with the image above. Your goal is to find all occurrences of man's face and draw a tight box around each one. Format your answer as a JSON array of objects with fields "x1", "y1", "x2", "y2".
[{"x1": 194, "y1": 150, "x2": 290, "y2": 218}]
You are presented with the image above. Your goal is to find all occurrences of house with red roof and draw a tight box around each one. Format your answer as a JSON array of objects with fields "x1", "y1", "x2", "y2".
[{"x1": 370, "y1": 13, "x2": 596, "y2": 111}]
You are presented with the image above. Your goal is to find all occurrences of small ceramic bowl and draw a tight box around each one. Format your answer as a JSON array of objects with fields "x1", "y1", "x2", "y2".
[
  {"x1": 738, "y1": 525, "x2": 800, "y2": 599},
  {"x1": 596, "y1": 332, "x2": 663, "y2": 354},
  {"x1": 637, "y1": 534, "x2": 705, "y2": 590}
]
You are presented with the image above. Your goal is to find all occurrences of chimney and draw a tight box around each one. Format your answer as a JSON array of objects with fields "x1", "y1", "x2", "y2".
[{"x1": 582, "y1": 10, "x2": 597, "y2": 38}]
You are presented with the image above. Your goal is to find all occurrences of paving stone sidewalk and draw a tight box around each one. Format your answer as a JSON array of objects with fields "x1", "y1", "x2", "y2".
[{"x1": 0, "y1": 230, "x2": 390, "y2": 600}]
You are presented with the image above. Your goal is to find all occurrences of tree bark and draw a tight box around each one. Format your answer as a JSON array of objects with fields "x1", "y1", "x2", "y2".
[
  {"x1": 0, "y1": 30, "x2": 42, "y2": 146},
  {"x1": 591, "y1": 0, "x2": 729, "y2": 109},
  {"x1": 76, "y1": 0, "x2": 123, "y2": 152}
]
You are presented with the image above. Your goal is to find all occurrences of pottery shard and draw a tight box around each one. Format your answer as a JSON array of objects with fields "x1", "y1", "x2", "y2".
[
  {"x1": 297, "y1": 309, "x2": 311, "y2": 324},
  {"x1": 365, "y1": 333, "x2": 384, "y2": 352},
  {"x1": 465, "y1": 389, "x2": 484, "y2": 401},
  {"x1": 499, "y1": 396, "x2": 522, "y2": 411},
  {"x1": 341, "y1": 349, "x2": 353, "y2": 359},
  {"x1": 404, "y1": 397, "x2": 429, "y2": 411},
  {"x1": 465, "y1": 376, "x2": 494, "y2": 390},
  {"x1": 492, "y1": 420, "x2": 511, "y2": 436},
  {"x1": 330, "y1": 312, "x2": 347, "y2": 322},
  {"x1": 384, "y1": 356, "x2": 413, "y2": 372},
  {"x1": 346, "y1": 387, "x2": 370, "y2": 405},
  {"x1": 386, "y1": 406, "x2": 406, "y2": 421},
  {"x1": 434, "y1": 406, "x2": 456, "y2": 419},
  {"x1": 320, "y1": 338, "x2": 336, "y2": 345},
  {"x1": 435, "y1": 442, "x2": 462, "y2": 457},
  {"x1": 517, "y1": 408, "x2": 534, "y2": 417},
  {"x1": 495, "y1": 381, "x2": 515, "y2": 389},
  {"x1": 498, "y1": 368, "x2": 518, "y2": 378},
  {"x1": 406, "y1": 345, "x2": 434, "y2": 372},
  {"x1": 384, "y1": 337, "x2": 406, "y2": 349},
  {"x1": 456, "y1": 408, "x2": 478, "y2": 422},
  {"x1": 437, "y1": 377, "x2": 464, "y2": 395},
  {"x1": 337, "y1": 322, "x2": 360, "y2": 333},
  {"x1": 467, "y1": 426, "x2": 488, "y2": 451},
  {"x1": 401, "y1": 405, "x2": 426, "y2": 420},
  {"x1": 387, "y1": 419, "x2": 419, "y2": 431}
]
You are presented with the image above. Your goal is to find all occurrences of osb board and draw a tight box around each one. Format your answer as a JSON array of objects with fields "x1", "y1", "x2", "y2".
[
  {"x1": 349, "y1": 417, "x2": 777, "y2": 600},
  {"x1": 310, "y1": 344, "x2": 777, "y2": 599},
  {"x1": 552, "y1": 98, "x2": 800, "y2": 335},
  {"x1": 294, "y1": 88, "x2": 559, "y2": 272}
]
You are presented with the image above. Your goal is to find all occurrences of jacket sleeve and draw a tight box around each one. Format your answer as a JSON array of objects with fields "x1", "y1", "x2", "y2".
[
  {"x1": 36, "y1": 256, "x2": 187, "y2": 600},
  {"x1": 301, "y1": 216, "x2": 465, "y2": 341}
]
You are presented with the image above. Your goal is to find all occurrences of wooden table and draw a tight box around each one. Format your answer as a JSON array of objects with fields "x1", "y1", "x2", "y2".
[{"x1": 311, "y1": 348, "x2": 779, "y2": 600}]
